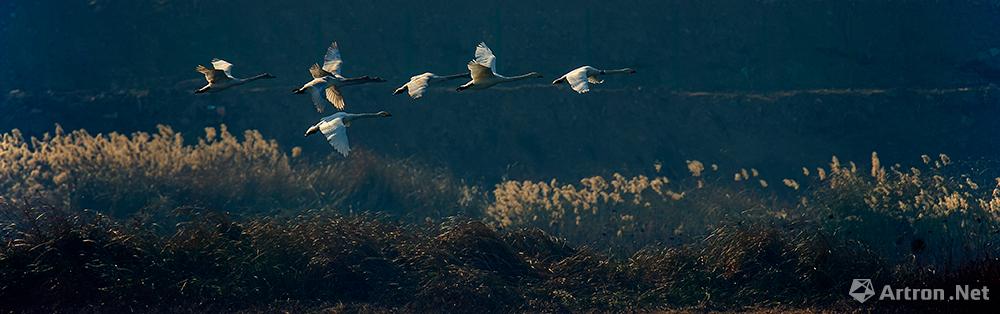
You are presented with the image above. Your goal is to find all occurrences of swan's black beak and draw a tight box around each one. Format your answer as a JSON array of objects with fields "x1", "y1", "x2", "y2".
[
  {"x1": 292, "y1": 88, "x2": 303, "y2": 94},
  {"x1": 630, "y1": 69, "x2": 637, "y2": 74},
  {"x1": 393, "y1": 87, "x2": 405, "y2": 95},
  {"x1": 194, "y1": 89, "x2": 207, "y2": 94},
  {"x1": 263, "y1": 73, "x2": 276, "y2": 79}
]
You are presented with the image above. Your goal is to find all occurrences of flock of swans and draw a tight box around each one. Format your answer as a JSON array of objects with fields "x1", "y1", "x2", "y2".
[{"x1": 195, "y1": 41, "x2": 635, "y2": 157}]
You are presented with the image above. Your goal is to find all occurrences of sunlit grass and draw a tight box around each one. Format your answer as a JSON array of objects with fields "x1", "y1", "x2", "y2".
[
  {"x1": 487, "y1": 153, "x2": 1000, "y2": 266},
  {"x1": 0, "y1": 125, "x2": 474, "y2": 219}
]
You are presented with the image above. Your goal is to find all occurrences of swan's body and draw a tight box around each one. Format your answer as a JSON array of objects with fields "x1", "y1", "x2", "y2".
[
  {"x1": 457, "y1": 42, "x2": 542, "y2": 91},
  {"x1": 552, "y1": 66, "x2": 636, "y2": 94},
  {"x1": 304, "y1": 111, "x2": 392, "y2": 157},
  {"x1": 294, "y1": 41, "x2": 386, "y2": 112},
  {"x1": 394, "y1": 72, "x2": 469, "y2": 99},
  {"x1": 194, "y1": 59, "x2": 274, "y2": 93}
]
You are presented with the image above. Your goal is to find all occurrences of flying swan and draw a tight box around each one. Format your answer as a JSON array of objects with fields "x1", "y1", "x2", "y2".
[
  {"x1": 552, "y1": 66, "x2": 635, "y2": 94},
  {"x1": 394, "y1": 72, "x2": 469, "y2": 99},
  {"x1": 304, "y1": 111, "x2": 392, "y2": 157},
  {"x1": 294, "y1": 41, "x2": 386, "y2": 112},
  {"x1": 194, "y1": 59, "x2": 274, "y2": 93},
  {"x1": 456, "y1": 42, "x2": 542, "y2": 91}
]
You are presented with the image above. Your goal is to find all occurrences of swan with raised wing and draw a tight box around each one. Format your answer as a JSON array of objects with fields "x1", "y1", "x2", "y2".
[
  {"x1": 456, "y1": 42, "x2": 542, "y2": 91},
  {"x1": 294, "y1": 41, "x2": 386, "y2": 112},
  {"x1": 194, "y1": 59, "x2": 274, "y2": 93}
]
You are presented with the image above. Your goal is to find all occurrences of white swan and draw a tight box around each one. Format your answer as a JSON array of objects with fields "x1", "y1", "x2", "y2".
[
  {"x1": 456, "y1": 42, "x2": 542, "y2": 91},
  {"x1": 304, "y1": 111, "x2": 392, "y2": 157},
  {"x1": 194, "y1": 59, "x2": 274, "y2": 93},
  {"x1": 552, "y1": 66, "x2": 635, "y2": 94},
  {"x1": 394, "y1": 72, "x2": 469, "y2": 99},
  {"x1": 294, "y1": 41, "x2": 386, "y2": 112}
]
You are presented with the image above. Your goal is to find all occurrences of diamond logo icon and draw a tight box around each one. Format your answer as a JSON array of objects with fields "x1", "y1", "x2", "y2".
[{"x1": 849, "y1": 279, "x2": 875, "y2": 303}]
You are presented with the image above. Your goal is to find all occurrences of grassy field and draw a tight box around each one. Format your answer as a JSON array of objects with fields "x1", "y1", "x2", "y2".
[{"x1": 1, "y1": 126, "x2": 998, "y2": 312}]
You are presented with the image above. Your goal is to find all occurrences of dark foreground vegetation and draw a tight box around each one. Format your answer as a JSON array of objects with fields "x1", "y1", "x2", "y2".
[
  {"x1": 2, "y1": 202, "x2": 998, "y2": 313},
  {"x1": 1, "y1": 201, "x2": 997, "y2": 313},
  {"x1": 1, "y1": 126, "x2": 998, "y2": 312}
]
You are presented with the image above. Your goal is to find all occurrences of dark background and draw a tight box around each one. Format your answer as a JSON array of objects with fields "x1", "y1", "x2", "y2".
[{"x1": 2, "y1": 0, "x2": 999, "y2": 183}]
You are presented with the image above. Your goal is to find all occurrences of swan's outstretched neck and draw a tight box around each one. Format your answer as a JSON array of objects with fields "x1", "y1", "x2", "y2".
[
  {"x1": 347, "y1": 111, "x2": 393, "y2": 121},
  {"x1": 603, "y1": 68, "x2": 636, "y2": 75},
  {"x1": 440, "y1": 72, "x2": 470, "y2": 80},
  {"x1": 506, "y1": 72, "x2": 543, "y2": 81},
  {"x1": 248, "y1": 73, "x2": 276, "y2": 81},
  {"x1": 305, "y1": 125, "x2": 319, "y2": 136},
  {"x1": 340, "y1": 76, "x2": 386, "y2": 86},
  {"x1": 393, "y1": 85, "x2": 407, "y2": 95}
]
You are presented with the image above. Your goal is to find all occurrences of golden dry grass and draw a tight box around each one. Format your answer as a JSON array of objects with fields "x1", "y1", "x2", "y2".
[
  {"x1": 486, "y1": 154, "x2": 1000, "y2": 261},
  {"x1": 0, "y1": 125, "x2": 474, "y2": 218},
  {"x1": 487, "y1": 160, "x2": 773, "y2": 252}
]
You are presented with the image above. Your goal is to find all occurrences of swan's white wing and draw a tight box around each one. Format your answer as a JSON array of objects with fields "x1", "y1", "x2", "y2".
[
  {"x1": 309, "y1": 63, "x2": 333, "y2": 79},
  {"x1": 322, "y1": 41, "x2": 344, "y2": 78},
  {"x1": 318, "y1": 117, "x2": 350, "y2": 157},
  {"x1": 319, "y1": 118, "x2": 350, "y2": 157},
  {"x1": 468, "y1": 61, "x2": 495, "y2": 81},
  {"x1": 211, "y1": 58, "x2": 234, "y2": 78},
  {"x1": 406, "y1": 74, "x2": 433, "y2": 99},
  {"x1": 307, "y1": 85, "x2": 327, "y2": 113},
  {"x1": 564, "y1": 69, "x2": 591, "y2": 94},
  {"x1": 474, "y1": 42, "x2": 496, "y2": 70},
  {"x1": 196, "y1": 65, "x2": 229, "y2": 83},
  {"x1": 410, "y1": 73, "x2": 432, "y2": 81},
  {"x1": 325, "y1": 85, "x2": 345, "y2": 110}
]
